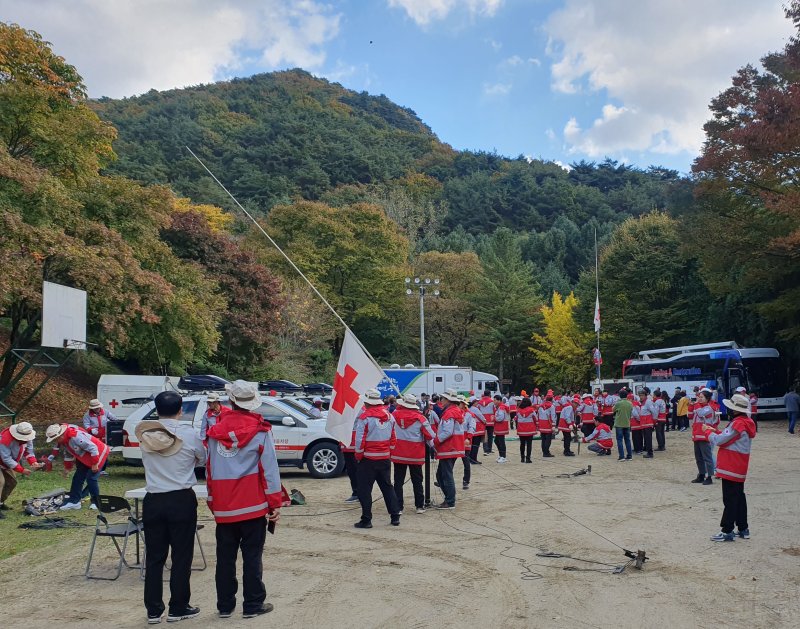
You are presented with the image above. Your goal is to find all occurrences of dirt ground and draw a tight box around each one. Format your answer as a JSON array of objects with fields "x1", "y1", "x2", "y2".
[{"x1": 1, "y1": 421, "x2": 798, "y2": 629}]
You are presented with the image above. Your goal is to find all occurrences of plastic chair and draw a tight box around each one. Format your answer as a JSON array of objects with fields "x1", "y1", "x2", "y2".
[{"x1": 85, "y1": 495, "x2": 143, "y2": 580}]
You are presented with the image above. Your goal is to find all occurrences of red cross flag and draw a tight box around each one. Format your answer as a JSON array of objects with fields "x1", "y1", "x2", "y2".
[{"x1": 325, "y1": 329, "x2": 385, "y2": 445}]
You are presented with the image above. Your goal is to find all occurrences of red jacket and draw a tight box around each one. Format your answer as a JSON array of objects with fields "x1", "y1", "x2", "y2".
[
  {"x1": 0, "y1": 428, "x2": 37, "y2": 472},
  {"x1": 206, "y1": 409, "x2": 282, "y2": 523},
  {"x1": 434, "y1": 405, "x2": 465, "y2": 459},
  {"x1": 493, "y1": 403, "x2": 510, "y2": 436},
  {"x1": 692, "y1": 404, "x2": 718, "y2": 442},
  {"x1": 515, "y1": 407, "x2": 538, "y2": 437},
  {"x1": 578, "y1": 401, "x2": 597, "y2": 425},
  {"x1": 584, "y1": 422, "x2": 613, "y2": 449},
  {"x1": 469, "y1": 406, "x2": 487, "y2": 437},
  {"x1": 710, "y1": 415, "x2": 756, "y2": 482},
  {"x1": 557, "y1": 405, "x2": 575, "y2": 432},
  {"x1": 51, "y1": 424, "x2": 109, "y2": 470},
  {"x1": 355, "y1": 405, "x2": 395, "y2": 461},
  {"x1": 638, "y1": 399, "x2": 656, "y2": 429},
  {"x1": 536, "y1": 402, "x2": 556, "y2": 434},
  {"x1": 476, "y1": 397, "x2": 495, "y2": 427},
  {"x1": 391, "y1": 407, "x2": 434, "y2": 465}
]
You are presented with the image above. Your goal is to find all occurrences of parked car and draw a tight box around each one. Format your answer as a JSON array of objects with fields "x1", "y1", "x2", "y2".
[
  {"x1": 258, "y1": 380, "x2": 303, "y2": 394},
  {"x1": 121, "y1": 393, "x2": 344, "y2": 479},
  {"x1": 178, "y1": 374, "x2": 229, "y2": 392},
  {"x1": 303, "y1": 382, "x2": 333, "y2": 395}
]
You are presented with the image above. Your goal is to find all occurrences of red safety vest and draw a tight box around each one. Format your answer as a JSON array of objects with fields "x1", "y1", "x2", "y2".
[
  {"x1": 515, "y1": 407, "x2": 538, "y2": 437},
  {"x1": 714, "y1": 416, "x2": 756, "y2": 482}
]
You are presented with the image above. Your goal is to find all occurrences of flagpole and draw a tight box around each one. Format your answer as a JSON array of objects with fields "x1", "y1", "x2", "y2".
[
  {"x1": 186, "y1": 147, "x2": 398, "y2": 391},
  {"x1": 595, "y1": 228, "x2": 601, "y2": 384}
]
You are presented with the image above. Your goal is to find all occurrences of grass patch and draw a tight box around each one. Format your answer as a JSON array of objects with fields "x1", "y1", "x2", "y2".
[{"x1": 0, "y1": 457, "x2": 146, "y2": 561}]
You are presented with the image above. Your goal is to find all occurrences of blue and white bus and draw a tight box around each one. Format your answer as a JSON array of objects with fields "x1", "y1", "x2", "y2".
[{"x1": 622, "y1": 342, "x2": 787, "y2": 418}]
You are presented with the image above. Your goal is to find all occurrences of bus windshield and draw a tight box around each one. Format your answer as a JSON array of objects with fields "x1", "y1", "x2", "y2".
[{"x1": 743, "y1": 357, "x2": 787, "y2": 398}]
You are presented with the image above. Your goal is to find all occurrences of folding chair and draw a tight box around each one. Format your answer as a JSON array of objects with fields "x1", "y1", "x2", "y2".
[{"x1": 85, "y1": 495, "x2": 143, "y2": 580}]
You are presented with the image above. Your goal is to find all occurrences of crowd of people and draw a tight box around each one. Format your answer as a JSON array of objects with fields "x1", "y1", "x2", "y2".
[{"x1": 344, "y1": 383, "x2": 757, "y2": 545}]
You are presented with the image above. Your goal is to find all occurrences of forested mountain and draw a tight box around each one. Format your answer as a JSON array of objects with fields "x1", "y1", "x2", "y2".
[{"x1": 2, "y1": 19, "x2": 798, "y2": 390}]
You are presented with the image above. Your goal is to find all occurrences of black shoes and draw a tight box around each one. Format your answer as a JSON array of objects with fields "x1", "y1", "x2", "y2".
[
  {"x1": 354, "y1": 519, "x2": 372, "y2": 529},
  {"x1": 469, "y1": 458, "x2": 482, "y2": 465},
  {"x1": 390, "y1": 516, "x2": 400, "y2": 526},
  {"x1": 543, "y1": 453, "x2": 554, "y2": 458},
  {"x1": 643, "y1": 453, "x2": 653, "y2": 458},
  {"x1": 564, "y1": 451, "x2": 575, "y2": 457},
  {"x1": 243, "y1": 604, "x2": 274, "y2": 619},
  {"x1": 691, "y1": 475, "x2": 704, "y2": 483},
  {"x1": 703, "y1": 477, "x2": 713, "y2": 485},
  {"x1": 166, "y1": 607, "x2": 200, "y2": 623},
  {"x1": 525, "y1": 458, "x2": 532, "y2": 463}
]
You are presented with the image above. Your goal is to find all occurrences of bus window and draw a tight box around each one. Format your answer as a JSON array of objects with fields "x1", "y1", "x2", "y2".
[
  {"x1": 486, "y1": 381, "x2": 498, "y2": 392},
  {"x1": 743, "y1": 357, "x2": 787, "y2": 398}
]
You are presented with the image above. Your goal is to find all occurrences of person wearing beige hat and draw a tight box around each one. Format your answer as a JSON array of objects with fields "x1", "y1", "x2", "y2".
[
  {"x1": 0, "y1": 422, "x2": 43, "y2": 516},
  {"x1": 391, "y1": 393, "x2": 435, "y2": 514},
  {"x1": 137, "y1": 390, "x2": 206, "y2": 624},
  {"x1": 47, "y1": 422, "x2": 109, "y2": 511},
  {"x1": 200, "y1": 392, "x2": 224, "y2": 441},
  {"x1": 82, "y1": 398, "x2": 119, "y2": 444}
]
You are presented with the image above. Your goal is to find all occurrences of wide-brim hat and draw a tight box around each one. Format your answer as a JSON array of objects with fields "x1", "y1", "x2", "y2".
[
  {"x1": 10, "y1": 421, "x2": 36, "y2": 442},
  {"x1": 442, "y1": 389, "x2": 460, "y2": 402},
  {"x1": 722, "y1": 394, "x2": 751, "y2": 415},
  {"x1": 207, "y1": 392, "x2": 220, "y2": 403},
  {"x1": 45, "y1": 424, "x2": 67, "y2": 443},
  {"x1": 135, "y1": 420, "x2": 184, "y2": 456},
  {"x1": 397, "y1": 393, "x2": 419, "y2": 409},
  {"x1": 225, "y1": 380, "x2": 262, "y2": 411},
  {"x1": 89, "y1": 398, "x2": 103, "y2": 410},
  {"x1": 582, "y1": 393, "x2": 593, "y2": 400},
  {"x1": 362, "y1": 388, "x2": 384, "y2": 405}
]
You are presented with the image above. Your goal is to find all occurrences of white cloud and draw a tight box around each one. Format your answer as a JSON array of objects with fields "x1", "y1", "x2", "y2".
[
  {"x1": 545, "y1": 128, "x2": 556, "y2": 140},
  {"x1": 487, "y1": 38, "x2": 503, "y2": 51},
  {"x1": 388, "y1": 0, "x2": 503, "y2": 26},
  {"x1": 0, "y1": 0, "x2": 341, "y2": 98},
  {"x1": 545, "y1": 0, "x2": 793, "y2": 158},
  {"x1": 483, "y1": 82, "x2": 512, "y2": 96}
]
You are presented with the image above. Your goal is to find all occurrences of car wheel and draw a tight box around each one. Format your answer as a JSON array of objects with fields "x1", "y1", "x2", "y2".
[{"x1": 306, "y1": 442, "x2": 344, "y2": 479}]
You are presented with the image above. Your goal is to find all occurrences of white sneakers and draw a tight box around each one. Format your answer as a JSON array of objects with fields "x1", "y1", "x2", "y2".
[
  {"x1": 415, "y1": 507, "x2": 426, "y2": 514},
  {"x1": 496, "y1": 457, "x2": 507, "y2": 463},
  {"x1": 59, "y1": 501, "x2": 81, "y2": 511}
]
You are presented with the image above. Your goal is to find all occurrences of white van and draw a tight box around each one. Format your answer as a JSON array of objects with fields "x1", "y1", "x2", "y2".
[
  {"x1": 97, "y1": 374, "x2": 181, "y2": 420},
  {"x1": 121, "y1": 393, "x2": 344, "y2": 479},
  {"x1": 377, "y1": 365, "x2": 499, "y2": 398}
]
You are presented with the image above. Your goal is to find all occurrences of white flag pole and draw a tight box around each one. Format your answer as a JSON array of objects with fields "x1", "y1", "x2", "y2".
[
  {"x1": 594, "y1": 228, "x2": 601, "y2": 383},
  {"x1": 186, "y1": 147, "x2": 398, "y2": 391}
]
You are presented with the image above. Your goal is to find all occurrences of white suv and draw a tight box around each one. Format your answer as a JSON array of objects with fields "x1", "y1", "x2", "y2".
[{"x1": 121, "y1": 394, "x2": 344, "y2": 479}]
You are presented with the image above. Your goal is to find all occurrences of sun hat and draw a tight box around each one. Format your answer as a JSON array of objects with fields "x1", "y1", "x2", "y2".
[
  {"x1": 442, "y1": 388, "x2": 460, "y2": 402},
  {"x1": 457, "y1": 394, "x2": 467, "y2": 404},
  {"x1": 722, "y1": 394, "x2": 751, "y2": 415},
  {"x1": 362, "y1": 388, "x2": 384, "y2": 405},
  {"x1": 135, "y1": 420, "x2": 183, "y2": 456},
  {"x1": 397, "y1": 393, "x2": 419, "y2": 410},
  {"x1": 88, "y1": 399, "x2": 103, "y2": 410},
  {"x1": 734, "y1": 386, "x2": 747, "y2": 394},
  {"x1": 225, "y1": 380, "x2": 262, "y2": 411},
  {"x1": 9, "y1": 422, "x2": 36, "y2": 442},
  {"x1": 45, "y1": 424, "x2": 67, "y2": 443},
  {"x1": 207, "y1": 392, "x2": 220, "y2": 403}
]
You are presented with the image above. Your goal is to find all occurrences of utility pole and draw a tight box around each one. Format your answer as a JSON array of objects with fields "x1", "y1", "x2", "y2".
[{"x1": 405, "y1": 277, "x2": 440, "y2": 368}]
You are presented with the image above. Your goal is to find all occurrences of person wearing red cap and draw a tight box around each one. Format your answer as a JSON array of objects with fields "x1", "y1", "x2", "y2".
[
  {"x1": 536, "y1": 392, "x2": 557, "y2": 457},
  {"x1": 577, "y1": 394, "x2": 597, "y2": 437},
  {"x1": 530, "y1": 388, "x2": 543, "y2": 410},
  {"x1": 492, "y1": 395, "x2": 510, "y2": 463},
  {"x1": 515, "y1": 397, "x2": 538, "y2": 463}
]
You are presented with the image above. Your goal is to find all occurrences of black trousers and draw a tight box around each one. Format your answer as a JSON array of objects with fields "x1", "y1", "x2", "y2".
[
  {"x1": 215, "y1": 517, "x2": 267, "y2": 614},
  {"x1": 670, "y1": 412, "x2": 679, "y2": 430},
  {"x1": 602, "y1": 414, "x2": 615, "y2": 430},
  {"x1": 632, "y1": 429, "x2": 643, "y2": 452},
  {"x1": 655, "y1": 422, "x2": 666, "y2": 449},
  {"x1": 519, "y1": 436, "x2": 533, "y2": 460},
  {"x1": 581, "y1": 423, "x2": 595, "y2": 437},
  {"x1": 469, "y1": 436, "x2": 483, "y2": 461},
  {"x1": 561, "y1": 431, "x2": 572, "y2": 454},
  {"x1": 461, "y1": 453, "x2": 471, "y2": 485},
  {"x1": 494, "y1": 435, "x2": 507, "y2": 457},
  {"x1": 540, "y1": 433, "x2": 553, "y2": 455},
  {"x1": 720, "y1": 479, "x2": 748, "y2": 534},
  {"x1": 393, "y1": 463, "x2": 424, "y2": 510},
  {"x1": 143, "y1": 489, "x2": 197, "y2": 616},
  {"x1": 344, "y1": 452, "x2": 358, "y2": 495},
  {"x1": 641, "y1": 427, "x2": 654, "y2": 455},
  {"x1": 357, "y1": 458, "x2": 399, "y2": 522},
  {"x1": 483, "y1": 426, "x2": 495, "y2": 452}
]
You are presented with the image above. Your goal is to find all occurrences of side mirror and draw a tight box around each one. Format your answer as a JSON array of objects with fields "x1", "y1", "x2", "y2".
[{"x1": 281, "y1": 416, "x2": 295, "y2": 426}]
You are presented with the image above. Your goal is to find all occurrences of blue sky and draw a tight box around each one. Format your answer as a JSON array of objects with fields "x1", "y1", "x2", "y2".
[{"x1": 1, "y1": 0, "x2": 793, "y2": 173}]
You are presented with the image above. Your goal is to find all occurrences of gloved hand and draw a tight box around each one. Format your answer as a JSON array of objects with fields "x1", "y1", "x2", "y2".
[
  {"x1": 91, "y1": 428, "x2": 98, "y2": 436},
  {"x1": 47, "y1": 455, "x2": 56, "y2": 462}
]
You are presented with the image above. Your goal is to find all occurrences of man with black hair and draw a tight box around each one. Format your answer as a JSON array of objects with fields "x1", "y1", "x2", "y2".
[{"x1": 137, "y1": 390, "x2": 206, "y2": 624}]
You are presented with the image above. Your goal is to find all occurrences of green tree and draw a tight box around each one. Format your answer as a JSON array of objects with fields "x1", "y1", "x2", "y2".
[{"x1": 530, "y1": 292, "x2": 592, "y2": 391}]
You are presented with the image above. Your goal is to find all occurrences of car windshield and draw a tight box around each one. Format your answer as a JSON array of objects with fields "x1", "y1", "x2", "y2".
[
  {"x1": 272, "y1": 399, "x2": 315, "y2": 419},
  {"x1": 140, "y1": 400, "x2": 199, "y2": 423}
]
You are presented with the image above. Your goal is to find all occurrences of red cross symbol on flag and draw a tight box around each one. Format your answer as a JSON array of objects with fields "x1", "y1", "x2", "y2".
[
  {"x1": 109, "y1": 399, "x2": 119, "y2": 408},
  {"x1": 325, "y1": 329, "x2": 385, "y2": 445},
  {"x1": 332, "y1": 365, "x2": 360, "y2": 414}
]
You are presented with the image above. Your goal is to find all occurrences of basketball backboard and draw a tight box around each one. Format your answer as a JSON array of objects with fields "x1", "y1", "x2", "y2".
[{"x1": 41, "y1": 281, "x2": 87, "y2": 350}]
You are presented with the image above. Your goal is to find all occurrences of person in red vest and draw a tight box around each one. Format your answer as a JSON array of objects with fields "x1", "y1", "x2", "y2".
[
  {"x1": 492, "y1": 394, "x2": 510, "y2": 463},
  {"x1": 582, "y1": 421, "x2": 613, "y2": 455},
  {"x1": 637, "y1": 388, "x2": 656, "y2": 458},
  {"x1": 653, "y1": 391, "x2": 668, "y2": 451},
  {"x1": 82, "y1": 398, "x2": 118, "y2": 442},
  {"x1": 460, "y1": 396, "x2": 473, "y2": 489},
  {"x1": 599, "y1": 391, "x2": 617, "y2": 429},
  {"x1": 466, "y1": 397, "x2": 486, "y2": 465},
  {"x1": 433, "y1": 389, "x2": 465, "y2": 510},
  {"x1": 354, "y1": 388, "x2": 400, "y2": 528},
  {"x1": 0, "y1": 422, "x2": 43, "y2": 517},
  {"x1": 515, "y1": 397, "x2": 538, "y2": 463},
  {"x1": 200, "y1": 392, "x2": 223, "y2": 441},
  {"x1": 392, "y1": 393, "x2": 435, "y2": 514},
  {"x1": 577, "y1": 394, "x2": 597, "y2": 437},
  {"x1": 630, "y1": 391, "x2": 643, "y2": 454},
  {"x1": 530, "y1": 388, "x2": 543, "y2": 410},
  {"x1": 691, "y1": 388, "x2": 718, "y2": 485},
  {"x1": 557, "y1": 395, "x2": 578, "y2": 457},
  {"x1": 476, "y1": 390, "x2": 495, "y2": 455},
  {"x1": 704, "y1": 394, "x2": 756, "y2": 541},
  {"x1": 47, "y1": 423, "x2": 109, "y2": 510},
  {"x1": 536, "y1": 392, "x2": 557, "y2": 457}
]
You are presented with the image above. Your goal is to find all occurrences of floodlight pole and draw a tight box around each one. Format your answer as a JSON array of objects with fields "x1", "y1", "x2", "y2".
[{"x1": 405, "y1": 277, "x2": 441, "y2": 369}]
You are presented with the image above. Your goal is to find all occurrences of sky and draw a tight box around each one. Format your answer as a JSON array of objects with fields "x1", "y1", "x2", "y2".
[{"x1": 1, "y1": 0, "x2": 793, "y2": 173}]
